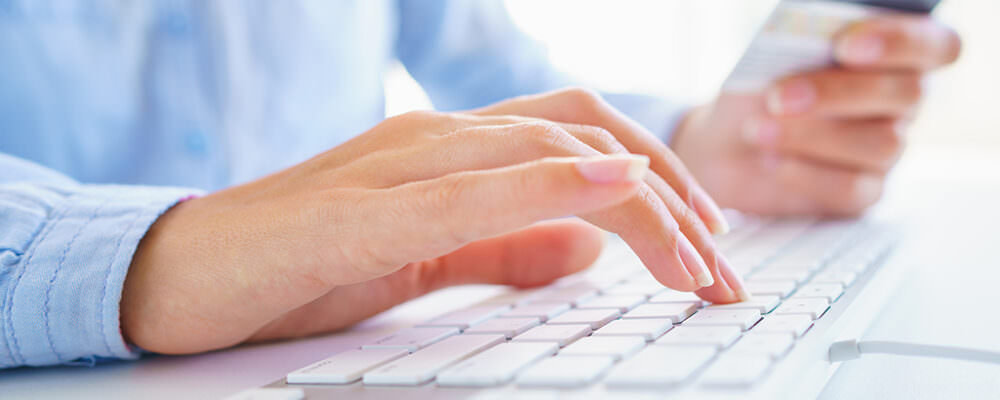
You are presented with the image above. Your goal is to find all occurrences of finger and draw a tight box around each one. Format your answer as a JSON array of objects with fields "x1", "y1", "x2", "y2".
[
  {"x1": 359, "y1": 154, "x2": 647, "y2": 278},
  {"x1": 742, "y1": 116, "x2": 905, "y2": 172},
  {"x1": 328, "y1": 120, "x2": 598, "y2": 188},
  {"x1": 776, "y1": 156, "x2": 886, "y2": 216},
  {"x1": 473, "y1": 88, "x2": 730, "y2": 236},
  {"x1": 554, "y1": 122, "x2": 745, "y2": 301},
  {"x1": 766, "y1": 70, "x2": 922, "y2": 117},
  {"x1": 834, "y1": 15, "x2": 962, "y2": 70},
  {"x1": 340, "y1": 120, "x2": 733, "y2": 299},
  {"x1": 695, "y1": 255, "x2": 750, "y2": 304},
  {"x1": 248, "y1": 220, "x2": 605, "y2": 341}
]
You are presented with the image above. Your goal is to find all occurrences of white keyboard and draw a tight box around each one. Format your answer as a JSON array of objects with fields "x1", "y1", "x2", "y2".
[{"x1": 253, "y1": 216, "x2": 902, "y2": 400}]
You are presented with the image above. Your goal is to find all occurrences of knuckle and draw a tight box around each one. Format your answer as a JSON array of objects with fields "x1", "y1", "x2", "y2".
[
  {"x1": 559, "y1": 86, "x2": 605, "y2": 111},
  {"x1": 519, "y1": 122, "x2": 580, "y2": 154},
  {"x1": 581, "y1": 124, "x2": 627, "y2": 153},
  {"x1": 391, "y1": 109, "x2": 440, "y2": 125},
  {"x1": 897, "y1": 73, "x2": 924, "y2": 103},
  {"x1": 860, "y1": 121, "x2": 905, "y2": 170},
  {"x1": 829, "y1": 174, "x2": 883, "y2": 215}
]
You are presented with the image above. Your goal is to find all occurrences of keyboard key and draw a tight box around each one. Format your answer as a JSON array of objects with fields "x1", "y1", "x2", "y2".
[
  {"x1": 745, "y1": 281, "x2": 797, "y2": 298},
  {"x1": 436, "y1": 342, "x2": 558, "y2": 387},
  {"x1": 766, "y1": 259, "x2": 824, "y2": 272},
  {"x1": 728, "y1": 332, "x2": 795, "y2": 359},
  {"x1": 648, "y1": 290, "x2": 703, "y2": 303},
  {"x1": 516, "y1": 355, "x2": 616, "y2": 388},
  {"x1": 706, "y1": 296, "x2": 780, "y2": 314},
  {"x1": 546, "y1": 309, "x2": 620, "y2": 329},
  {"x1": 682, "y1": 309, "x2": 762, "y2": 331},
  {"x1": 593, "y1": 318, "x2": 673, "y2": 341},
  {"x1": 748, "y1": 269, "x2": 811, "y2": 284},
  {"x1": 500, "y1": 303, "x2": 570, "y2": 321},
  {"x1": 601, "y1": 281, "x2": 667, "y2": 297},
  {"x1": 623, "y1": 302, "x2": 699, "y2": 323},
  {"x1": 463, "y1": 317, "x2": 540, "y2": 338},
  {"x1": 362, "y1": 327, "x2": 459, "y2": 352},
  {"x1": 559, "y1": 336, "x2": 646, "y2": 360},
  {"x1": 577, "y1": 295, "x2": 646, "y2": 312},
  {"x1": 753, "y1": 315, "x2": 813, "y2": 337},
  {"x1": 417, "y1": 305, "x2": 511, "y2": 330},
  {"x1": 224, "y1": 388, "x2": 304, "y2": 400},
  {"x1": 792, "y1": 283, "x2": 845, "y2": 302},
  {"x1": 477, "y1": 288, "x2": 546, "y2": 306},
  {"x1": 512, "y1": 324, "x2": 591, "y2": 347},
  {"x1": 699, "y1": 354, "x2": 773, "y2": 388},
  {"x1": 604, "y1": 345, "x2": 717, "y2": 388},
  {"x1": 826, "y1": 258, "x2": 870, "y2": 274},
  {"x1": 772, "y1": 298, "x2": 830, "y2": 320},
  {"x1": 812, "y1": 269, "x2": 858, "y2": 287},
  {"x1": 287, "y1": 348, "x2": 408, "y2": 384},
  {"x1": 655, "y1": 326, "x2": 741, "y2": 349},
  {"x1": 530, "y1": 284, "x2": 600, "y2": 305},
  {"x1": 362, "y1": 334, "x2": 504, "y2": 385}
]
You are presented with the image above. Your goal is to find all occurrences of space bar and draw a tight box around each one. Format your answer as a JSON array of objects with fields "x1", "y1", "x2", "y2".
[{"x1": 362, "y1": 334, "x2": 505, "y2": 385}]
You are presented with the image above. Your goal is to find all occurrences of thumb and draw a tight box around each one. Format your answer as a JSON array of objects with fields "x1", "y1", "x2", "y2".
[
  {"x1": 246, "y1": 220, "x2": 604, "y2": 342},
  {"x1": 424, "y1": 219, "x2": 606, "y2": 290}
]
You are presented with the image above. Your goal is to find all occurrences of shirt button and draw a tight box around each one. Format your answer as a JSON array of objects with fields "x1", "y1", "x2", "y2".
[{"x1": 183, "y1": 130, "x2": 209, "y2": 155}]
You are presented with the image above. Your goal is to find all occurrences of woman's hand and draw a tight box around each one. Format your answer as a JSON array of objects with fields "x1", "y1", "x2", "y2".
[
  {"x1": 121, "y1": 88, "x2": 746, "y2": 355},
  {"x1": 672, "y1": 15, "x2": 960, "y2": 216}
]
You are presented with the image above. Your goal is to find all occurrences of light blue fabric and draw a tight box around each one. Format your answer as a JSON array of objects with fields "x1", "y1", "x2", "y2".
[{"x1": 0, "y1": 0, "x2": 687, "y2": 368}]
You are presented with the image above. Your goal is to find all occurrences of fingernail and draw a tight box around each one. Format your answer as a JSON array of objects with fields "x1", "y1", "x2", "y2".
[
  {"x1": 692, "y1": 186, "x2": 730, "y2": 235},
  {"x1": 677, "y1": 235, "x2": 714, "y2": 288},
  {"x1": 836, "y1": 33, "x2": 884, "y2": 65},
  {"x1": 720, "y1": 256, "x2": 751, "y2": 301},
  {"x1": 576, "y1": 154, "x2": 649, "y2": 184},
  {"x1": 741, "y1": 117, "x2": 780, "y2": 149},
  {"x1": 766, "y1": 79, "x2": 816, "y2": 115}
]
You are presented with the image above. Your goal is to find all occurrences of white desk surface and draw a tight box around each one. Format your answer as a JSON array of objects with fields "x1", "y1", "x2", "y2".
[{"x1": 2, "y1": 148, "x2": 999, "y2": 400}]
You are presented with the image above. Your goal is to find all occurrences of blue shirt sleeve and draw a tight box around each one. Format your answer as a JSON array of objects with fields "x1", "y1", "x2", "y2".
[
  {"x1": 395, "y1": 0, "x2": 691, "y2": 144},
  {"x1": 0, "y1": 154, "x2": 200, "y2": 368}
]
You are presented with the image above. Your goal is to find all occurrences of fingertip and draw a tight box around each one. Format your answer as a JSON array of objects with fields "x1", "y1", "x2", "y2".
[{"x1": 677, "y1": 234, "x2": 714, "y2": 288}]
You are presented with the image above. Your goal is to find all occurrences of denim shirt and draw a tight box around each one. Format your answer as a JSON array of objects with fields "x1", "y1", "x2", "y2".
[{"x1": 0, "y1": 0, "x2": 685, "y2": 368}]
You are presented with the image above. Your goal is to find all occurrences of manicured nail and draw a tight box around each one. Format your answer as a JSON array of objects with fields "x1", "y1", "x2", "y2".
[
  {"x1": 692, "y1": 186, "x2": 730, "y2": 235},
  {"x1": 766, "y1": 79, "x2": 816, "y2": 115},
  {"x1": 836, "y1": 33, "x2": 884, "y2": 65},
  {"x1": 719, "y1": 256, "x2": 751, "y2": 301},
  {"x1": 677, "y1": 235, "x2": 714, "y2": 288},
  {"x1": 741, "y1": 117, "x2": 780, "y2": 148},
  {"x1": 576, "y1": 154, "x2": 649, "y2": 184}
]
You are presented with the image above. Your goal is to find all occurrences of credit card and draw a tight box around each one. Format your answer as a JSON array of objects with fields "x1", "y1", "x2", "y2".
[{"x1": 721, "y1": 0, "x2": 939, "y2": 93}]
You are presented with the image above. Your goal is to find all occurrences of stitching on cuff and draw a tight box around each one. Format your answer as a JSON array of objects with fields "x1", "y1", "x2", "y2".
[
  {"x1": 3, "y1": 194, "x2": 76, "y2": 366},
  {"x1": 99, "y1": 205, "x2": 154, "y2": 357},
  {"x1": 42, "y1": 199, "x2": 110, "y2": 363}
]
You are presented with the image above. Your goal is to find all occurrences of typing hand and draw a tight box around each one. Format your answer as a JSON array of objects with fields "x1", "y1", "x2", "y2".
[
  {"x1": 672, "y1": 15, "x2": 961, "y2": 216},
  {"x1": 121, "y1": 89, "x2": 746, "y2": 355}
]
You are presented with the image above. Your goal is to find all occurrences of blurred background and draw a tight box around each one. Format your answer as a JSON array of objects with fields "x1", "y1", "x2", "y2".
[{"x1": 385, "y1": 0, "x2": 1000, "y2": 158}]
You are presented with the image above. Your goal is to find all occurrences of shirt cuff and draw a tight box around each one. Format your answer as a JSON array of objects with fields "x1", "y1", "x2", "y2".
[
  {"x1": 601, "y1": 92, "x2": 692, "y2": 146},
  {"x1": 1, "y1": 183, "x2": 202, "y2": 367}
]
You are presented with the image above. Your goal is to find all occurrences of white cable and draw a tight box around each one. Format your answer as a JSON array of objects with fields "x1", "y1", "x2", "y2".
[{"x1": 829, "y1": 339, "x2": 1000, "y2": 365}]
